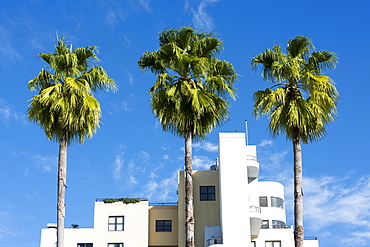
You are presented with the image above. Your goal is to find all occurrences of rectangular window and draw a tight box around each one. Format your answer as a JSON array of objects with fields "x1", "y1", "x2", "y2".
[
  {"x1": 78, "y1": 244, "x2": 93, "y2": 247},
  {"x1": 200, "y1": 186, "x2": 216, "y2": 201},
  {"x1": 156, "y1": 220, "x2": 172, "y2": 232},
  {"x1": 265, "y1": 241, "x2": 281, "y2": 247},
  {"x1": 108, "y1": 216, "x2": 124, "y2": 231},
  {"x1": 108, "y1": 244, "x2": 123, "y2": 247},
  {"x1": 271, "y1": 197, "x2": 284, "y2": 209},
  {"x1": 259, "y1": 196, "x2": 268, "y2": 207},
  {"x1": 272, "y1": 220, "x2": 286, "y2": 228},
  {"x1": 261, "y1": 220, "x2": 269, "y2": 229}
]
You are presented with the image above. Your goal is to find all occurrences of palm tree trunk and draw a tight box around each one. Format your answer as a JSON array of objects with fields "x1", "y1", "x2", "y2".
[
  {"x1": 57, "y1": 130, "x2": 68, "y2": 247},
  {"x1": 184, "y1": 131, "x2": 195, "y2": 247},
  {"x1": 292, "y1": 130, "x2": 304, "y2": 247}
]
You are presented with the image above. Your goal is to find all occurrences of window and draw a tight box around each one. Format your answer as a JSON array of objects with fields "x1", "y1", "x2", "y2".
[
  {"x1": 271, "y1": 197, "x2": 284, "y2": 209},
  {"x1": 261, "y1": 220, "x2": 269, "y2": 229},
  {"x1": 78, "y1": 244, "x2": 93, "y2": 247},
  {"x1": 156, "y1": 220, "x2": 172, "y2": 232},
  {"x1": 265, "y1": 241, "x2": 281, "y2": 247},
  {"x1": 272, "y1": 220, "x2": 286, "y2": 228},
  {"x1": 108, "y1": 216, "x2": 124, "y2": 231},
  {"x1": 259, "y1": 196, "x2": 268, "y2": 207},
  {"x1": 200, "y1": 186, "x2": 215, "y2": 201},
  {"x1": 108, "y1": 244, "x2": 123, "y2": 247}
]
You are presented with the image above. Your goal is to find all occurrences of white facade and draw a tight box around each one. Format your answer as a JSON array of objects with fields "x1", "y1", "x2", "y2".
[{"x1": 39, "y1": 132, "x2": 319, "y2": 247}]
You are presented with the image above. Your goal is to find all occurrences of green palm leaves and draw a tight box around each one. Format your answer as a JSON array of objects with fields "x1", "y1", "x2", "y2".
[
  {"x1": 28, "y1": 38, "x2": 116, "y2": 144},
  {"x1": 252, "y1": 36, "x2": 339, "y2": 143},
  {"x1": 138, "y1": 27, "x2": 237, "y2": 140}
]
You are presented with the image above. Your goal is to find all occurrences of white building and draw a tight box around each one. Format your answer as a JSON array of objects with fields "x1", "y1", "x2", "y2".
[{"x1": 40, "y1": 132, "x2": 319, "y2": 247}]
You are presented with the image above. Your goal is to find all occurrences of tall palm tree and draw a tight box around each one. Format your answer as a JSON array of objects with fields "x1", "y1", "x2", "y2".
[
  {"x1": 138, "y1": 27, "x2": 237, "y2": 247},
  {"x1": 251, "y1": 36, "x2": 339, "y2": 247},
  {"x1": 28, "y1": 38, "x2": 116, "y2": 247}
]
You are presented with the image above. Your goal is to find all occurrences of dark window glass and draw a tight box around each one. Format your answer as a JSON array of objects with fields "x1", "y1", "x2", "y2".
[
  {"x1": 108, "y1": 244, "x2": 123, "y2": 247},
  {"x1": 156, "y1": 220, "x2": 172, "y2": 232},
  {"x1": 271, "y1": 197, "x2": 284, "y2": 209},
  {"x1": 108, "y1": 216, "x2": 124, "y2": 231},
  {"x1": 260, "y1": 196, "x2": 268, "y2": 207},
  {"x1": 78, "y1": 244, "x2": 93, "y2": 247},
  {"x1": 272, "y1": 220, "x2": 286, "y2": 228},
  {"x1": 261, "y1": 220, "x2": 269, "y2": 229},
  {"x1": 200, "y1": 186, "x2": 216, "y2": 201}
]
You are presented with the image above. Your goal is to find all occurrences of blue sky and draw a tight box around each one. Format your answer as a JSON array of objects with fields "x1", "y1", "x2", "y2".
[{"x1": 1, "y1": 0, "x2": 369, "y2": 246}]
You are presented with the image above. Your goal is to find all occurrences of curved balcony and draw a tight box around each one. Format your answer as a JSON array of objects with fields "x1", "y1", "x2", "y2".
[
  {"x1": 246, "y1": 155, "x2": 259, "y2": 179},
  {"x1": 250, "y1": 206, "x2": 262, "y2": 238},
  {"x1": 206, "y1": 238, "x2": 223, "y2": 247}
]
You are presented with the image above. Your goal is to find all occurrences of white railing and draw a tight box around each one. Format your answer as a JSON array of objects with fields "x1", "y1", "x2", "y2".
[{"x1": 250, "y1": 205, "x2": 261, "y2": 213}]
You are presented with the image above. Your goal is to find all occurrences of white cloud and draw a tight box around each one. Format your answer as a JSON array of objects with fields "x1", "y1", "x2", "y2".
[
  {"x1": 113, "y1": 154, "x2": 124, "y2": 180},
  {"x1": 185, "y1": 0, "x2": 220, "y2": 31},
  {"x1": 257, "y1": 141, "x2": 370, "y2": 245},
  {"x1": 193, "y1": 141, "x2": 218, "y2": 152},
  {"x1": 136, "y1": 0, "x2": 151, "y2": 13},
  {"x1": 192, "y1": 155, "x2": 214, "y2": 170},
  {"x1": 129, "y1": 175, "x2": 137, "y2": 184},
  {"x1": 0, "y1": 27, "x2": 22, "y2": 68},
  {"x1": 258, "y1": 139, "x2": 273, "y2": 147},
  {"x1": 141, "y1": 171, "x2": 178, "y2": 201},
  {"x1": 0, "y1": 98, "x2": 25, "y2": 124}
]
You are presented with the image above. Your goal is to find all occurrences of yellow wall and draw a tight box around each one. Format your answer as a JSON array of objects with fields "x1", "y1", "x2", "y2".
[
  {"x1": 149, "y1": 206, "x2": 178, "y2": 247},
  {"x1": 178, "y1": 170, "x2": 220, "y2": 247}
]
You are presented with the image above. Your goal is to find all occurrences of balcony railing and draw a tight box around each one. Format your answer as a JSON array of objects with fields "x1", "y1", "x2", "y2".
[
  {"x1": 247, "y1": 155, "x2": 258, "y2": 162},
  {"x1": 206, "y1": 238, "x2": 223, "y2": 246},
  {"x1": 261, "y1": 225, "x2": 292, "y2": 229},
  {"x1": 250, "y1": 206, "x2": 261, "y2": 213}
]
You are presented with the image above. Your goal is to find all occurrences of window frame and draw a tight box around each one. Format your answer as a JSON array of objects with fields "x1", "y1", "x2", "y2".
[
  {"x1": 261, "y1": 220, "x2": 269, "y2": 229},
  {"x1": 77, "y1": 244, "x2": 93, "y2": 247},
  {"x1": 271, "y1": 197, "x2": 284, "y2": 209},
  {"x1": 107, "y1": 243, "x2": 123, "y2": 247},
  {"x1": 108, "y1": 216, "x2": 124, "y2": 231},
  {"x1": 259, "y1": 196, "x2": 268, "y2": 207},
  {"x1": 155, "y1": 220, "x2": 172, "y2": 232},
  {"x1": 265, "y1": 241, "x2": 281, "y2": 247},
  {"x1": 200, "y1": 186, "x2": 216, "y2": 201}
]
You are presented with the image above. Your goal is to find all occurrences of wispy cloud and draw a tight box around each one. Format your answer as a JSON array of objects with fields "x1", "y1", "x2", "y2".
[
  {"x1": 193, "y1": 155, "x2": 214, "y2": 170},
  {"x1": 184, "y1": 0, "x2": 220, "y2": 31},
  {"x1": 141, "y1": 171, "x2": 178, "y2": 201},
  {"x1": 193, "y1": 141, "x2": 218, "y2": 152},
  {"x1": 113, "y1": 154, "x2": 124, "y2": 180},
  {"x1": 0, "y1": 26, "x2": 22, "y2": 68},
  {"x1": 258, "y1": 141, "x2": 370, "y2": 246},
  {"x1": 0, "y1": 98, "x2": 26, "y2": 125}
]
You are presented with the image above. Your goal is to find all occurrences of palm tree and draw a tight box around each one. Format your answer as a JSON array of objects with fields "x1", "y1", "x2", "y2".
[
  {"x1": 138, "y1": 27, "x2": 237, "y2": 247},
  {"x1": 251, "y1": 36, "x2": 339, "y2": 247},
  {"x1": 28, "y1": 38, "x2": 116, "y2": 247}
]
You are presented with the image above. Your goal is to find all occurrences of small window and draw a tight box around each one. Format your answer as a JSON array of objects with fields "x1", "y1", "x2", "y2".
[
  {"x1": 108, "y1": 216, "x2": 124, "y2": 231},
  {"x1": 259, "y1": 196, "x2": 268, "y2": 207},
  {"x1": 200, "y1": 186, "x2": 216, "y2": 201},
  {"x1": 108, "y1": 244, "x2": 123, "y2": 247},
  {"x1": 265, "y1": 241, "x2": 281, "y2": 247},
  {"x1": 261, "y1": 220, "x2": 269, "y2": 229},
  {"x1": 272, "y1": 220, "x2": 286, "y2": 229},
  {"x1": 271, "y1": 197, "x2": 284, "y2": 209},
  {"x1": 156, "y1": 220, "x2": 172, "y2": 232},
  {"x1": 78, "y1": 244, "x2": 93, "y2": 247}
]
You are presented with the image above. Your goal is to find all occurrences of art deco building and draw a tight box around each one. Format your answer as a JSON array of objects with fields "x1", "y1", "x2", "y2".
[{"x1": 40, "y1": 132, "x2": 319, "y2": 247}]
